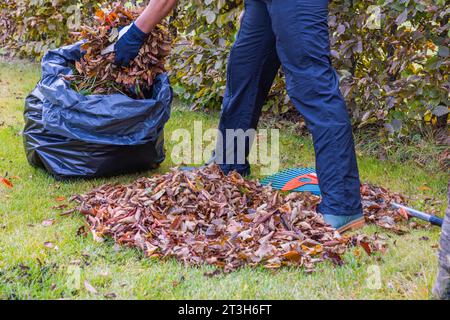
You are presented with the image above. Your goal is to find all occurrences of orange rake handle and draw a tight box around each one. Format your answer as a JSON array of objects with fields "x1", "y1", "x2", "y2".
[{"x1": 281, "y1": 173, "x2": 319, "y2": 191}]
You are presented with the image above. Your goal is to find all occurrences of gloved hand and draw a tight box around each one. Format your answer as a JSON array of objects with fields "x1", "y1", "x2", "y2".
[{"x1": 114, "y1": 22, "x2": 148, "y2": 67}]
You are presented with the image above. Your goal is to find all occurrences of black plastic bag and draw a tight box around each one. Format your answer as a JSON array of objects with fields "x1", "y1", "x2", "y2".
[{"x1": 23, "y1": 43, "x2": 172, "y2": 179}]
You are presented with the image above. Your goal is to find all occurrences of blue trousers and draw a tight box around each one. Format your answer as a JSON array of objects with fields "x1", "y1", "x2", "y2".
[{"x1": 214, "y1": 0, "x2": 362, "y2": 216}]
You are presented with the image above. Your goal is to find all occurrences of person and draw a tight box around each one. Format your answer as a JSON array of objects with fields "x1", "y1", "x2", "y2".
[
  {"x1": 433, "y1": 182, "x2": 450, "y2": 300},
  {"x1": 113, "y1": 0, "x2": 364, "y2": 233}
]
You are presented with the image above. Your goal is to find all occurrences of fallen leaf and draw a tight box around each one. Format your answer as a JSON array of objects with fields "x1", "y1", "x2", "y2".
[
  {"x1": 42, "y1": 219, "x2": 55, "y2": 227},
  {"x1": 77, "y1": 226, "x2": 87, "y2": 237},
  {"x1": 1, "y1": 177, "x2": 13, "y2": 188},
  {"x1": 43, "y1": 242, "x2": 55, "y2": 249},
  {"x1": 282, "y1": 251, "x2": 301, "y2": 262},
  {"x1": 323, "y1": 251, "x2": 344, "y2": 266},
  {"x1": 60, "y1": 209, "x2": 75, "y2": 216},
  {"x1": 84, "y1": 280, "x2": 98, "y2": 294},
  {"x1": 398, "y1": 208, "x2": 409, "y2": 220},
  {"x1": 71, "y1": 4, "x2": 172, "y2": 98},
  {"x1": 204, "y1": 269, "x2": 222, "y2": 278},
  {"x1": 360, "y1": 241, "x2": 372, "y2": 256}
]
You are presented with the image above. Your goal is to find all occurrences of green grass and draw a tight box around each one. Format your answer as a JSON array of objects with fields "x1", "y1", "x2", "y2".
[{"x1": 0, "y1": 60, "x2": 447, "y2": 300}]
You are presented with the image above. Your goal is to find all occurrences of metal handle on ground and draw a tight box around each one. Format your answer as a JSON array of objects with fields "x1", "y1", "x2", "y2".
[{"x1": 392, "y1": 202, "x2": 443, "y2": 227}]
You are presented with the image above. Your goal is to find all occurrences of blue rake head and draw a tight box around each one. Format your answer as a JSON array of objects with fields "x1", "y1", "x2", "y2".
[{"x1": 260, "y1": 168, "x2": 321, "y2": 195}]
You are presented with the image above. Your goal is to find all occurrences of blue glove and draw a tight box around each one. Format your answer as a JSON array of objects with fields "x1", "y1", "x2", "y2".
[{"x1": 114, "y1": 23, "x2": 148, "y2": 67}]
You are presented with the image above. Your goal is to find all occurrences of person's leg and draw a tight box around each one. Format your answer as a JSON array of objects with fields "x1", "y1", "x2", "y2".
[
  {"x1": 266, "y1": 0, "x2": 362, "y2": 219},
  {"x1": 213, "y1": 0, "x2": 280, "y2": 176},
  {"x1": 433, "y1": 182, "x2": 450, "y2": 300}
]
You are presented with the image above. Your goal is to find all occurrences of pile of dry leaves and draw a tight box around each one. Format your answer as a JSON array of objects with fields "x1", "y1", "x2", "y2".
[
  {"x1": 72, "y1": 165, "x2": 404, "y2": 273},
  {"x1": 361, "y1": 184, "x2": 412, "y2": 234},
  {"x1": 68, "y1": 4, "x2": 171, "y2": 98}
]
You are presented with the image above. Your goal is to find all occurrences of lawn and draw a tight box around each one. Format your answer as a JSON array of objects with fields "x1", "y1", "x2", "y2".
[{"x1": 0, "y1": 60, "x2": 447, "y2": 300}]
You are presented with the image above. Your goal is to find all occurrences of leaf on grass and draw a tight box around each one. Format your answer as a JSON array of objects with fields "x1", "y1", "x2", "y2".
[
  {"x1": 204, "y1": 269, "x2": 222, "y2": 278},
  {"x1": 1, "y1": 177, "x2": 13, "y2": 188},
  {"x1": 77, "y1": 226, "x2": 87, "y2": 237},
  {"x1": 43, "y1": 241, "x2": 55, "y2": 249},
  {"x1": 91, "y1": 230, "x2": 104, "y2": 243},
  {"x1": 418, "y1": 185, "x2": 431, "y2": 191},
  {"x1": 84, "y1": 280, "x2": 98, "y2": 294},
  {"x1": 42, "y1": 219, "x2": 55, "y2": 227},
  {"x1": 323, "y1": 251, "x2": 344, "y2": 266},
  {"x1": 360, "y1": 241, "x2": 372, "y2": 256}
]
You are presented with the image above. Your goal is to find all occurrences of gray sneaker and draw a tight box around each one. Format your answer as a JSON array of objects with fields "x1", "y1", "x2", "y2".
[{"x1": 321, "y1": 213, "x2": 365, "y2": 234}]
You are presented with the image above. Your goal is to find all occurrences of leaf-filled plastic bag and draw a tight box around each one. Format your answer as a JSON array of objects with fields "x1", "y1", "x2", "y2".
[{"x1": 23, "y1": 43, "x2": 173, "y2": 179}]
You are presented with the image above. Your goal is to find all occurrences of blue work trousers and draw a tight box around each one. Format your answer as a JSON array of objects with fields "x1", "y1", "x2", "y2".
[{"x1": 214, "y1": 0, "x2": 362, "y2": 216}]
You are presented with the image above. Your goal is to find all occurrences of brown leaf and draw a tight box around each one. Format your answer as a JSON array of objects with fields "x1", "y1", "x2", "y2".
[
  {"x1": 77, "y1": 226, "x2": 88, "y2": 237},
  {"x1": 104, "y1": 292, "x2": 117, "y2": 299},
  {"x1": 323, "y1": 251, "x2": 344, "y2": 266},
  {"x1": 71, "y1": 4, "x2": 172, "y2": 98},
  {"x1": 282, "y1": 251, "x2": 301, "y2": 262},
  {"x1": 204, "y1": 269, "x2": 222, "y2": 278},
  {"x1": 398, "y1": 208, "x2": 409, "y2": 220}
]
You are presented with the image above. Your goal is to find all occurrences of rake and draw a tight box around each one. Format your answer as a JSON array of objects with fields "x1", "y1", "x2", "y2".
[
  {"x1": 260, "y1": 167, "x2": 443, "y2": 227},
  {"x1": 260, "y1": 167, "x2": 321, "y2": 195}
]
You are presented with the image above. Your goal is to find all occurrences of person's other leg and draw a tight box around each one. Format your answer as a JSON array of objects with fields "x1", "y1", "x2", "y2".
[
  {"x1": 213, "y1": 0, "x2": 280, "y2": 176},
  {"x1": 266, "y1": 0, "x2": 362, "y2": 220},
  {"x1": 433, "y1": 182, "x2": 450, "y2": 300}
]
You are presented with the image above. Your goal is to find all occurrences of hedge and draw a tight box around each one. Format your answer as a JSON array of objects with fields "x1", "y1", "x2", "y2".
[{"x1": 1, "y1": 0, "x2": 448, "y2": 136}]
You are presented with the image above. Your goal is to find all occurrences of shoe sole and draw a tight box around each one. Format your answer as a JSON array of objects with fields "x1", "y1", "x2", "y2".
[{"x1": 337, "y1": 216, "x2": 366, "y2": 234}]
